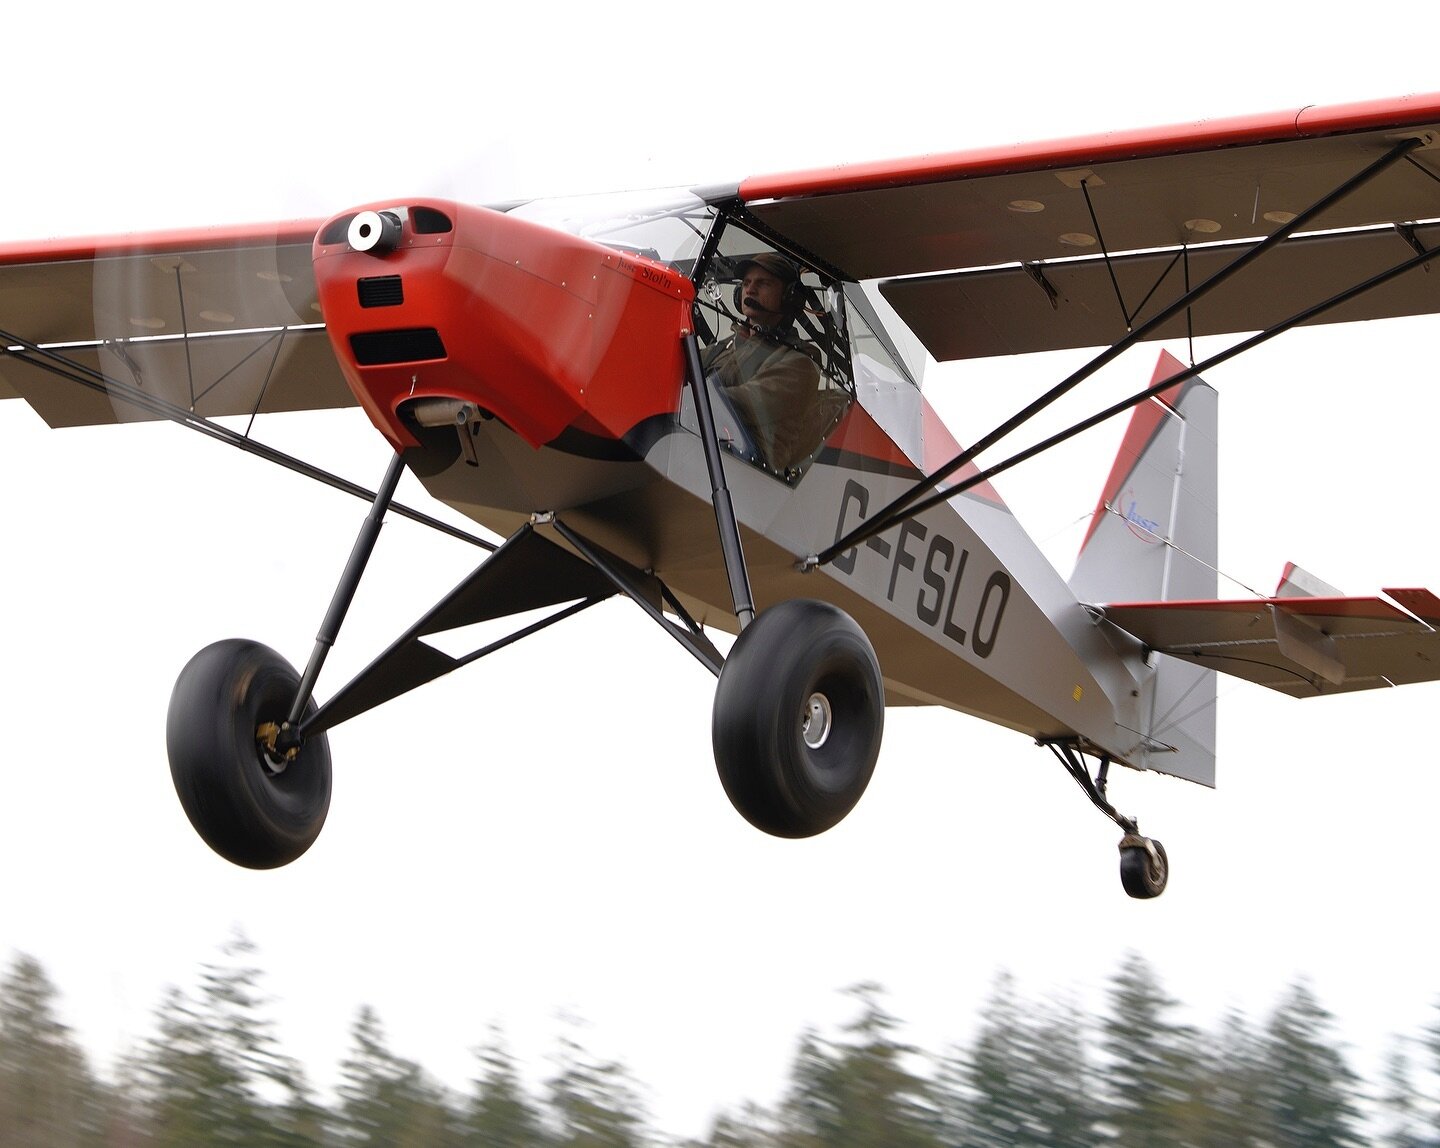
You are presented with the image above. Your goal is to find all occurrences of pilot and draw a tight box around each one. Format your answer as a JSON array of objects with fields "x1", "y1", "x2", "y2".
[{"x1": 702, "y1": 252, "x2": 821, "y2": 471}]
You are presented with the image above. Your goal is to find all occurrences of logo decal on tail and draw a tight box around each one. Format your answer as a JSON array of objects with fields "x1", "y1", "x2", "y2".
[{"x1": 1121, "y1": 490, "x2": 1163, "y2": 542}]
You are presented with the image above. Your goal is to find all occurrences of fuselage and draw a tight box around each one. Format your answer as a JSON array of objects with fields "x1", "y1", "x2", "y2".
[{"x1": 310, "y1": 191, "x2": 1153, "y2": 764}]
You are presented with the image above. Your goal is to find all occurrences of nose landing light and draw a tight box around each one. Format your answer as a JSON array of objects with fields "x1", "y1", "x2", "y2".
[{"x1": 347, "y1": 210, "x2": 403, "y2": 254}]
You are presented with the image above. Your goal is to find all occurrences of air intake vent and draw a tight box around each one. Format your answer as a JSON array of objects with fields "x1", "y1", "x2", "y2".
[
  {"x1": 350, "y1": 328, "x2": 446, "y2": 366},
  {"x1": 412, "y1": 207, "x2": 454, "y2": 234},
  {"x1": 358, "y1": 275, "x2": 404, "y2": 308},
  {"x1": 318, "y1": 215, "x2": 356, "y2": 246}
]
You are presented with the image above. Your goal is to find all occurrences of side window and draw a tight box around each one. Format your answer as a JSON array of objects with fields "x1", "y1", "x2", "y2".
[
  {"x1": 843, "y1": 286, "x2": 925, "y2": 465},
  {"x1": 691, "y1": 231, "x2": 853, "y2": 481}
]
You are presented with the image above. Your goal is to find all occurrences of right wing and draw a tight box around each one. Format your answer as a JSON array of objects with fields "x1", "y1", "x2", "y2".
[
  {"x1": 0, "y1": 221, "x2": 353, "y2": 428},
  {"x1": 735, "y1": 93, "x2": 1440, "y2": 363},
  {"x1": 1099, "y1": 586, "x2": 1440, "y2": 697}
]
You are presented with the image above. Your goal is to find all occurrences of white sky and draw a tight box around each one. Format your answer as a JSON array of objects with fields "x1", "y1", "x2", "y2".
[{"x1": 4, "y1": 0, "x2": 1440, "y2": 1137}]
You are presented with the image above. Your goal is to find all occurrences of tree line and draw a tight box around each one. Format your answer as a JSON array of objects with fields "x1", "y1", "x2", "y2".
[{"x1": 1, "y1": 938, "x2": 1437, "y2": 1146}]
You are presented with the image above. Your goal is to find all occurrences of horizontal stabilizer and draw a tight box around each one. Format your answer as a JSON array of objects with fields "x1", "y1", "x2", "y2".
[
  {"x1": 1386, "y1": 587, "x2": 1440, "y2": 623},
  {"x1": 1274, "y1": 562, "x2": 1342, "y2": 599},
  {"x1": 1100, "y1": 591, "x2": 1440, "y2": 697}
]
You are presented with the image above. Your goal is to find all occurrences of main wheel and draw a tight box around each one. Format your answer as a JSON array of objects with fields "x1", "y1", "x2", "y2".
[
  {"x1": 1119, "y1": 837, "x2": 1168, "y2": 899},
  {"x1": 167, "y1": 639, "x2": 332, "y2": 869},
  {"x1": 712, "y1": 599, "x2": 884, "y2": 838}
]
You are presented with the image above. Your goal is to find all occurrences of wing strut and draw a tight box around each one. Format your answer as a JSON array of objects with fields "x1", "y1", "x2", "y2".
[
  {"x1": 0, "y1": 325, "x2": 494, "y2": 551},
  {"x1": 863, "y1": 232, "x2": 1440, "y2": 530},
  {"x1": 1080, "y1": 178, "x2": 1133, "y2": 329},
  {"x1": 811, "y1": 134, "x2": 1426, "y2": 569}
]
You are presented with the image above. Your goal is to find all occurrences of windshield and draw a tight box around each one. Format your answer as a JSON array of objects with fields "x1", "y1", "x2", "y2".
[{"x1": 508, "y1": 189, "x2": 715, "y2": 276}]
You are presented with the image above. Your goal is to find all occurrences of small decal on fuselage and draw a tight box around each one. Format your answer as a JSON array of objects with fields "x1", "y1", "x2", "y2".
[
  {"x1": 610, "y1": 254, "x2": 684, "y2": 297},
  {"x1": 831, "y1": 478, "x2": 1010, "y2": 659}
]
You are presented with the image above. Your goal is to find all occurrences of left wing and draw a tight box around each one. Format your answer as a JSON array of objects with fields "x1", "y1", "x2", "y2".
[
  {"x1": 736, "y1": 93, "x2": 1440, "y2": 361},
  {"x1": 0, "y1": 221, "x2": 352, "y2": 427},
  {"x1": 1099, "y1": 588, "x2": 1440, "y2": 697}
]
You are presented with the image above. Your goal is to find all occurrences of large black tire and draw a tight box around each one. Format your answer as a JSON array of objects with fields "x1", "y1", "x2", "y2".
[
  {"x1": 167, "y1": 639, "x2": 332, "y2": 869},
  {"x1": 712, "y1": 599, "x2": 883, "y2": 838}
]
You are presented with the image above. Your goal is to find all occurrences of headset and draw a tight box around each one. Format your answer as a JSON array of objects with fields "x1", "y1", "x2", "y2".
[{"x1": 731, "y1": 253, "x2": 804, "y2": 320}]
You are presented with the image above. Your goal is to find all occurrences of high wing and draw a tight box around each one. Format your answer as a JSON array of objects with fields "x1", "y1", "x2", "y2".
[
  {"x1": 9, "y1": 92, "x2": 1439, "y2": 430},
  {"x1": 735, "y1": 93, "x2": 1440, "y2": 362},
  {"x1": 0, "y1": 221, "x2": 351, "y2": 427},
  {"x1": 1099, "y1": 587, "x2": 1440, "y2": 698}
]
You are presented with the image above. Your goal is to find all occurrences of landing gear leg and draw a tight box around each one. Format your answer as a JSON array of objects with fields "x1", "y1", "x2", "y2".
[
  {"x1": 1046, "y1": 742, "x2": 1168, "y2": 899},
  {"x1": 681, "y1": 331, "x2": 754, "y2": 629},
  {"x1": 680, "y1": 333, "x2": 884, "y2": 836},
  {"x1": 283, "y1": 451, "x2": 407, "y2": 736},
  {"x1": 167, "y1": 452, "x2": 405, "y2": 867}
]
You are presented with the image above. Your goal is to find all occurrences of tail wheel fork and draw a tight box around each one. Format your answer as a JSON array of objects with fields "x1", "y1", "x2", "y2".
[{"x1": 1046, "y1": 741, "x2": 1168, "y2": 899}]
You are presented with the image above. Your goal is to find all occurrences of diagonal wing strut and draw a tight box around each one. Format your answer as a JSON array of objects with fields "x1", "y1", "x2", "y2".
[
  {"x1": 0, "y1": 325, "x2": 495, "y2": 551},
  {"x1": 811, "y1": 134, "x2": 1430, "y2": 569}
]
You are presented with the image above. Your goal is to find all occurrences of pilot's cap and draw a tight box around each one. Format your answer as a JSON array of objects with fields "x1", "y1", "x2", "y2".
[{"x1": 734, "y1": 252, "x2": 801, "y2": 284}]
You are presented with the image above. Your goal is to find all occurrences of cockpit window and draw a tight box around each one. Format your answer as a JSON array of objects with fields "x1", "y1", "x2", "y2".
[
  {"x1": 691, "y1": 223, "x2": 854, "y2": 481},
  {"x1": 843, "y1": 287, "x2": 925, "y2": 464},
  {"x1": 508, "y1": 189, "x2": 715, "y2": 276}
]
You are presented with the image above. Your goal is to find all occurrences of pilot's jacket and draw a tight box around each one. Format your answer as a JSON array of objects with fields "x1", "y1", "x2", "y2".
[{"x1": 703, "y1": 327, "x2": 820, "y2": 470}]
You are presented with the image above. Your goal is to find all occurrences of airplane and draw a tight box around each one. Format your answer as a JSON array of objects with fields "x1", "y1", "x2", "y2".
[{"x1": 3, "y1": 91, "x2": 1440, "y2": 898}]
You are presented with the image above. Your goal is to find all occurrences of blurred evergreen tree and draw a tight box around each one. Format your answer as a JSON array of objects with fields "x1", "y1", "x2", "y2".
[
  {"x1": 945, "y1": 970, "x2": 1030, "y2": 1148},
  {"x1": 106, "y1": 1053, "x2": 157, "y2": 1147},
  {"x1": 1180, "y1": 1007, "x2": 1273, "y2": 1148},
  {"x1": 1378, "y1": 1041, "x2": 1426, "y2": 1148},
  {"x1": 197, "y1": 933, "x2": 325, "y2": 1147},
  {"x1": 1026, "y1": 994, "x2": 1104, "y2": 1148},
  {"x1": 9, "y1": 940, "x2": 1440, "y2": 1145},
  {"x1": 137, "y1": 933, "x2": 322, "y2": 1147},
  {"x1": 545, "y1": 1025, "x2": 650, "y2": 1148},
  {"x1": 1425, "y1": 1000, "x2": 1440, "y2": 1144},
  {"x1": 1100, "y1": 951, "x2": 1202, "y2": 1146},
  {"x1": 929, "y1": 1040, "x2": 968, "y2": 1148},
  {"x1": 685, "y1": 1101, "x2": 781, "y2": 1148},
  {"x1": 0, "y1": 953, "x2": 107, "y2": 1146},
  {"x1": 939, "y1": 973, "x2": 1099, "y2": 1148},
  {"x1": 139, "y1": 984, "x2": 241, "y2": 1146},
  {"x1": 774, "y1": 982, "x2": 938, "y2": 1148},
  {"x1": 465, "y1": 1025, "x2": 550, "y2": 1147},
  {"x1": 774, "y1": 1027, "x2": 835, "y2": 1148},
  {"x1": 1258, "y1": 979, "x2": 1362, "y2": 1148},
  {"x1": 337, "y1": 1003, "x2": 464, "y2": 1147}
]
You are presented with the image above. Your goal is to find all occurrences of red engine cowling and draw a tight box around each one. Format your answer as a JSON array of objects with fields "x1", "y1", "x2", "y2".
[{"x1": 313, "y1": 200, "x2": 695, "y2": 451}]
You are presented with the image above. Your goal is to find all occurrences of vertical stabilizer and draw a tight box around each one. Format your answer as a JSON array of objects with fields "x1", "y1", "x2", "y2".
[{"x1": 1069, "y1": 351, "x2": 1219, "y2": 785}]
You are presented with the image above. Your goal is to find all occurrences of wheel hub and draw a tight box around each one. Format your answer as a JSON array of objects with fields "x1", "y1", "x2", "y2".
[
  {"x1": 255, "y1": 721, "x2": 299, "y2": 775},
  {"x1": 802, "y1": 692, "x2": 833, "y2": 749}
]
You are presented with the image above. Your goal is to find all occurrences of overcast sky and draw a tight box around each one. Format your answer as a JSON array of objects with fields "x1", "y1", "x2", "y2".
[{"x1": 4, "y1": 1, "x2": 1440, "y2": 1136}]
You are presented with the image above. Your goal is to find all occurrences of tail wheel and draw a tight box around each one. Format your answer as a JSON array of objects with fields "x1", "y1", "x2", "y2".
[
  {"x1": 167, "y1": 639, "x2": 332, "y2": 869},
  {"x1": 712, "y1": 599, "x2": 883, "y2": 838},
  {"x1": 1119, "y1": 836, "x2": 1168, "y2": 899}
]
